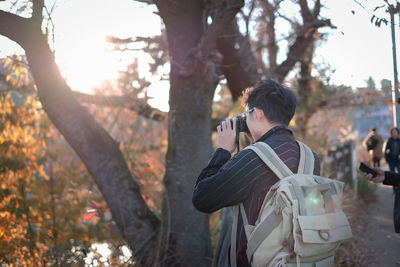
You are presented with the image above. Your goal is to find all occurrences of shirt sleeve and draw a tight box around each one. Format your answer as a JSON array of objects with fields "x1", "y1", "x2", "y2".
[
  {"x1": 192, "y1": 148, "x2": 267, "y2": 213},
  {"x1": 384, "y1": 171, "x2": 400, "y2": 186}
]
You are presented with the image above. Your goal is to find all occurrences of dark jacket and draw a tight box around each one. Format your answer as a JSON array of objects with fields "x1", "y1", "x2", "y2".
[
  {"x1": 192, "y1": 126, "x2": 320, "y2": 266},
  {"x1": 384, "y1": 137, "x2": 400, "y2": 161},
  {"x1": 384, "y1": 171, "x2": 400, "y2": 233},
  {"x1": 384, "y1": 171, "x2": 400, "y2": 186}
]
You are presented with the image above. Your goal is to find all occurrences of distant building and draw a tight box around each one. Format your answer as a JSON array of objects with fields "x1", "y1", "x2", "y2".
[{"x1": 354, "y1": 105, "x2": 393, "y2": 141}]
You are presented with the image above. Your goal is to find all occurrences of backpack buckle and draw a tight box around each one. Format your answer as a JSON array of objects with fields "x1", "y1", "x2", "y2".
[{"x1": 318, "y1": 230, "x2": 330, "y2": 241}]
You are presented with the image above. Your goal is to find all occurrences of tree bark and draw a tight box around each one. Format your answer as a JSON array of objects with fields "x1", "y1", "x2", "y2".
[
  {"x1": 296, "y1": 41, "x2": 315, "y2": 138},
  {"x1": 216, "y1": 20, "x2": 260, "y2": 100},
  {"x1": 155, "y1": 0, "x2": 242, "y2": 265}
]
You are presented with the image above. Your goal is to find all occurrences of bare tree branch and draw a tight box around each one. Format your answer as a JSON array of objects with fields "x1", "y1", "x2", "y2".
[
  {"x1": 276, "y1": 10, "x2": 295, "y2": 24},
  {"x1": 198, "y1": 0, "x2": 244, "y2": 57},
  {"x1": 313, "y1": 0, "x2": 321, "y2": 18},
  {"x1": 31, "y1": 0, "x2": 45, "y2": 28},
  {"x1": 133, "y1": 0, "x2": 154, "y2": 4},
  {"x1": 298, "y1": 0, "x2": 314, "y2": 22},
  {"x1": 72, "y1": 91, "x2": 166, "y2": 121},
  {"x1": 169, "y1": 0, "x2": 244, "y2": 78},
  {"x1": 238, "y1": 0, "x2": 256, "y2": 37},
  {"x1": 0, "y1": 69, "x2": 166, "y2": 121},
  {"x1": 274, "y1": 18, "x2": 334, "y2": 82},
  {"x1": 258, "y1": 0, "x2": 279, "y2": 73},
  {"x1": 0, "y1": 10, "x2": 31, "y2": 46},
  {"x1": 216, "y1": 20, "x2": 260, "y2": 99}
]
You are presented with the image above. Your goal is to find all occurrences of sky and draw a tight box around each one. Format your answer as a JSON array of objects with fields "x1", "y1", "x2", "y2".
[
  {"x1": 0, "y1": 0, "x2": 399, "y2": 112},
  {"x1": 318, "y1": 0, "x2": 396, "y2": 88}
]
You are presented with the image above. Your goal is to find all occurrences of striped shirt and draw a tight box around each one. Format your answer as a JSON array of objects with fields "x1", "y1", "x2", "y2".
[{"x1": 192, "y1": 126, "x2": 320, "y2": 266}]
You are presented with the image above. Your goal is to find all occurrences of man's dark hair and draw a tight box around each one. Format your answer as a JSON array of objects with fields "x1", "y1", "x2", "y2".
[
  {"x1": 370, "y1": 127, "x2": 377, "y2": 132},
  {"x1": 243, "y1": 79, "x2": 297, "y2": 126}
]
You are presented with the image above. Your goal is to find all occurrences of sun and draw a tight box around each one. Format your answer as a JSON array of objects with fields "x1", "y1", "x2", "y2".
[
  {"x1": 51, "y1": 0, "x2": 162, "y2": 94},
  {"x1": 56, "y1": 38, "x2": 121, "y2": 93}
]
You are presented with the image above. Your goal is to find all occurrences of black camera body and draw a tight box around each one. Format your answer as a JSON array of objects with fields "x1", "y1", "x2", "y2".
[
  {"x1": 228, "y1": 116, "x2": 249, "y2": 133},
  {"x1": 220, "y1": 112, "x2": 251, "y2": 153}
]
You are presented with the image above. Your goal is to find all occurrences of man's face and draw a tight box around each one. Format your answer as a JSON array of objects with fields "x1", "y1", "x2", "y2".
[{"x1": 392, "y1": 129, "x2": 399, "y2": 139}]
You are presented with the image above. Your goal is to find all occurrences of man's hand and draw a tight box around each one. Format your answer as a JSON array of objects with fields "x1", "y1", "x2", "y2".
[
  {"x1": 365, "y1": 167, "x2": 385, "y2": 183},
  {"x1": 217, "y1": 118, "x2": 236, "y2": 153}
]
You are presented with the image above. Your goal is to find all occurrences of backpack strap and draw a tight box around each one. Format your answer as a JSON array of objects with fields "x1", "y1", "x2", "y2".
[
  {"x1": 297, "y1": 142, "x2": 338, "y2": 213},
  {"x1": 232, "y1": 141, "x2": 316, "y2": 264},
  {"x1": 231, "y1": 142, "x2": 291, "y2": 265},
  {"x1": 290, "y1": 142, "x2": 317, "y2": 216},
  {"x1": 297, "y1": 141, "x2": 315, "y2": 175},
  {"x1": 230, "y1": 206, "x2": 239, "y2": 267},
  {"x1": 230, "y1": 204, "x2": 256, "y2": 267},
  {"x1": 244, "y1": 202, "x2": 283, "y2": 261},
  {"x1": 245, "y1": 142, "x2": 293, "y2": 179},
  {"x1": 240, "y1": 141, "x2": 294, "y2": 223}
]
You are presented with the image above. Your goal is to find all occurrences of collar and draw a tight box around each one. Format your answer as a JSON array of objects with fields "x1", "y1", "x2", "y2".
[{"x1": 256, "y1": 125, "x2": 293, "y2": 142}]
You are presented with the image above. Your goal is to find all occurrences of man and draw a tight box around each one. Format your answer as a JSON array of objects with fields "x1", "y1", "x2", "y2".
[
  {"x1": 192, "y1": 79, "x2": 320, "y2": 266},
  {"x1": 363, "y1": 127, "x2": 384, "y2": 167}
]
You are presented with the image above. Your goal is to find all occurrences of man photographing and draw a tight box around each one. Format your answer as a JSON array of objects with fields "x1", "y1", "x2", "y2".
[{"x1": 192, "y1": 79, "x2": 321, "y2": 266}]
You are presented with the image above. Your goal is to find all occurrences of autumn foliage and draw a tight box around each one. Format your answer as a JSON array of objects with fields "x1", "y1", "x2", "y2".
[{"x1": 0, "y1": 57, "x2": 167, "y2": 265}]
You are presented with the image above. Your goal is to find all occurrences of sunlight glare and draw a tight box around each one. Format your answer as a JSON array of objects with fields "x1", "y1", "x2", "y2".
[
  {"x1": 147, "y1": 80, "x2": 170, "y2": 112},
  {"x1": 85, "y1": 243, "x2": 111, "y2": 266},
  {"x1": 52, "y1": 0, "x2": 162, "y2": 93}
]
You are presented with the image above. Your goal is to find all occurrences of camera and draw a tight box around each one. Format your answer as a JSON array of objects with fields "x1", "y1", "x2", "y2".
[
  {"x1": 227, "y1": 116, "x2": 249, "y2": 133},
  {"x1": 221, "y1": 112, "x2": 250, "y2": 133},
  {"x1": 220, "y1": 108, "x2": 254, "y2": 152},
  {"x1": 221, "y1": 108, "x2": 254, "y2": 133}
]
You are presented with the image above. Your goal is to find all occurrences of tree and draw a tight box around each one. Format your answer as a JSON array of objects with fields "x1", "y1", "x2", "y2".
[
  {"x1": 380, "y1": 78, "x2": 392, "y2": 100},
  {"x1": 0, "y1": 59, "x2": 144, "y2": 265},
  {"x1": 366, "y1": 76, "x2": 377, "y2": 91},
  {"x1": 0, "y1": 0, "x2": 334, "y2": 265}
]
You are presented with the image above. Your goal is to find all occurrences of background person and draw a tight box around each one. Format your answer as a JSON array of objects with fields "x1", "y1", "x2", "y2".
[
  {"x1": 384, "y1": 126, "x2": 400, "y2": 173},
  {"x1": 363, "y1": 127, "x2": 384, "y2": 167}
]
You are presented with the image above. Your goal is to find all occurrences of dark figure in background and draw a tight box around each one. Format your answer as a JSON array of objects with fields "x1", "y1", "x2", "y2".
[
  {"x1": 192, "y1": 79, "x2": 320, "y2": 266},
  {"x1": 363, "y1": 127, "x2": 384, "y2": 167},
  {"x1": 384, "y1": 126, "x2": 400, "y2": 172}
]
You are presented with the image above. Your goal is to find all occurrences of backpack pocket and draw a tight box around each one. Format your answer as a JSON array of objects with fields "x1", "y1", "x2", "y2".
[{"x1": 295, "y1": 211, "x2": 352, "y2": 257}]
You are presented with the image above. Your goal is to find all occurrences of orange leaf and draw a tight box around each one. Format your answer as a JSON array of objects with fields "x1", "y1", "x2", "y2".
[{"x1": 83, "y1": 211, "x2": 98, "y2": 222}]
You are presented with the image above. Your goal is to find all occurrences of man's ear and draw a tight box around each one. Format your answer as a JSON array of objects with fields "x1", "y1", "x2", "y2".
[{"x1": 254, "y1": 108, "x2": 265, "y2": 121}]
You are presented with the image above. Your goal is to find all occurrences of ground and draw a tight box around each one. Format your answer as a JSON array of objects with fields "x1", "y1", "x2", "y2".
[{"x1": 337, "y1": 183, "x2": 400, "y2": 266}]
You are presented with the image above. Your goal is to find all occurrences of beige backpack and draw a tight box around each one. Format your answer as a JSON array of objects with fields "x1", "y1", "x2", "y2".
[{"x1": 230, "y1": 141, "x2": 352, "y2": 267}]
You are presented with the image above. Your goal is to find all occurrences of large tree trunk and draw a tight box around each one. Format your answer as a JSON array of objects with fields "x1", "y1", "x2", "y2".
[
  {"x1": 155, "y1": 2, "x2": 216, "y2": 265},
  {"x1": 162, "y1": 73, "x2": 217, "y2": 266},
  {"x1": 295, "y1": 42, "x2": 315, "y2": 138}
]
